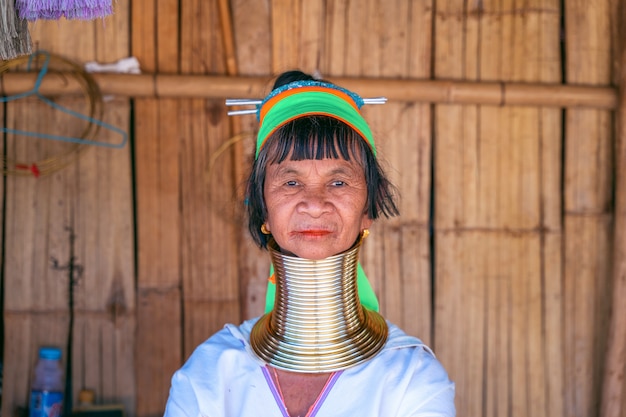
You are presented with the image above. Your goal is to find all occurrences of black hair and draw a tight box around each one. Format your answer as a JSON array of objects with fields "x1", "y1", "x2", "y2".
[{"x1": 245, "y1": 70, "x2": 399, "y2": 248}]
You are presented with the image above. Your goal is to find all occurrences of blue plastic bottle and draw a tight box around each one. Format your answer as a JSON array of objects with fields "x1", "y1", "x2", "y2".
[{"x1": 29, "y1": 347, "x2": 64, "y2": 417}]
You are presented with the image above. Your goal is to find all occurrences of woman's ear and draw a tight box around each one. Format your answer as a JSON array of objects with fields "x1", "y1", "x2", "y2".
[{"x1": 360, "y1": 214, "x2": 373, "y2": 231}]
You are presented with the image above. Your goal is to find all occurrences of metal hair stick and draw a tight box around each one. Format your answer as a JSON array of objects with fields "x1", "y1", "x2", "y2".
[
  {"x1": 227, "y1": 109, "x2": 258, "y2": 116},
  {"x1": 363, "y1": 97, "x2": 387, "y2": 104},
  {"x1": 225, "y1": 99, "x2": 262, "y2": 106}
]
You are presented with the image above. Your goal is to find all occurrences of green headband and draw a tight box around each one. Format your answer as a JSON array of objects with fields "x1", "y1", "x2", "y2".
[{"x1": 255, "y1": 81, "x2": 377, "y2": 158}]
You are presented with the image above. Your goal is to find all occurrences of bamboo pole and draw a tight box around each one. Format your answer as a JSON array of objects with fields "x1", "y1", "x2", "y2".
[
  {"x1": 600, "y1": 4, "x2": 626, "y2": 417},
  {"x1": 1, "y1": 72, "x2": 618, "y2": 108}
]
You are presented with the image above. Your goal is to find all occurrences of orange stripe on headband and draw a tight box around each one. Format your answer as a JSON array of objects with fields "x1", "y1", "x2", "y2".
[{"x1": 259, "y1": 85, "x2": 360, "y2": 122}]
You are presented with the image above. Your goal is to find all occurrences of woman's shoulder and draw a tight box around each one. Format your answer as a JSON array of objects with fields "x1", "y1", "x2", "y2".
[
  {"x1": 164, "y1": 318, "x2": 268, "y2": 417},
  {"x1": 177, "y1": 317, "x2": 261, "y2": 375},
  {"x1": 376, "y1": 321, "x2": 454, "y2": 393},
  {"x1": 384, "y1": 321, "x2": 434, "y2": 354},
  {"x1": 336, "y1": 321, "x2": 455, "y2": 416}
]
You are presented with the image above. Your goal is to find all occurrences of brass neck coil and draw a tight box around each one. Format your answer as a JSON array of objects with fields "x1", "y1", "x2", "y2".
[{"x1": 250, "y1": 235, "x2": 388, "y2": 372}]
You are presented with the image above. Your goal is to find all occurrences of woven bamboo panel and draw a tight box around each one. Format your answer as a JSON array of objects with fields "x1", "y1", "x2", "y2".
[
  {"x1": 131, "y1": 0, "x2": 183, "y2": 414},
  {"x1": 563, "y1": 1, "x2": 614, "y2": 417},
  {"x1": 433, "y1": 2, "x2": 563, "y2": 417},
  {"x1": 2, "y1": 3, "x2": 134, "y2": 416}
]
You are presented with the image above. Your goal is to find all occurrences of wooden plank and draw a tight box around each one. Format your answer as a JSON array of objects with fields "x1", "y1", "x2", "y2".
[
  {"x1": 131, "y1": 0, "x2": 182, "y2": 414},
  {"x1": 131, "y1": 0, "x2": 156, "y2": 69},
  {"x1": 433, "y1": 5, "x2": 485, "y2": 415},
  {"x1": 601, "y1": 3, "x2": 626, "y2": 416},
  {"x1": 564, "y1": 215, "x2": 613, "y2": 417},
  {"x1": 70, "y1": 1, "x2": 135, "y2": 413},
  {"x1": 437, "y1": 230, "x2": 551, "y2": 417},
  {"x1": 133, "y1": 97, "x2": 182, "y2": 416},
  {"x1": 229, "y1": 0, "x2": 272, "y2": 319},
  {"x1": 324, "y1": 0, "x2": 350, "y2": 75},
  {"x1": 134, "y1": 290, "x2": 180, "y2": 416},
  {"x1": 368, "y1": 0, "x2": 433, "y2": 336},
  {"x1": 377, "y1": 0, "x2": 412, "y2": 77},
  {"x1": 338, "y1": 0, "x2": 368, "y2": 77},
  {"x1": 179, "y1": 0, "x2": 240, "y2": 358},
  {"x1": 179, "y1": 97, "x2": 240, "y2": 355},
  {"x1": 435, "y1": 231, "x2": 485, "y2": 417},
  {"x1": 563, "y1": 2, "x2": 614, "y2": 417},
  {"x1": 72, "y1": 314, "x2": 135, "y2": 409},
  {"x1": 354, "y1": 0, "x2": 434, "y2": 343},
  {"x1": 399, "y1": 225, "x2": 431, "y2": 343},
  {"x1": 74, "y1": 99, "x2": 135, "y2": 412},
  {"x1": 298, "y1": 0, "x2": 324, "y2": 72},
  {"x1": 379, "y1": 226, "x2": 403, "y2": 329},
  {"x1": 544, "y1": 231, "x2": 565, "y2": 417},
  {"x1": 489, "y1": 1, "x2": 556, "y2": 415},
  {"x1": 434, "y1": 0, "x2": 480, "y2": 228},
  {"x1": 483, "y1": 232, "x2": 506, "y2": 417},
  {"x1": 3, "y1": 85, "x2": 80, "y2": 416},
  {"x1": 183, "y1": 300, "x2": 241, "y2": 351},
  {"x1": 232, "y1": 0, "x2": 272, "y2": 76},
  {"x1": 270, "y1": 0, "x2": 301, "y2": 73},
  {"x1": 537, "y1": 33, "x2": 564, "y2": 417}
]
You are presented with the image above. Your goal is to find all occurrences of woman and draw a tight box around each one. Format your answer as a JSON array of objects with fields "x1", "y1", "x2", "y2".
[{"x1": 164, "y1": 71, "x2": 455, "y2": 417}]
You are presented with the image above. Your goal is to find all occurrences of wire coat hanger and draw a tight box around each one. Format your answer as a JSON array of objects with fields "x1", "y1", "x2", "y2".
[{"x1": 0, "y1": 50, "x2": 128, "y2": 149}]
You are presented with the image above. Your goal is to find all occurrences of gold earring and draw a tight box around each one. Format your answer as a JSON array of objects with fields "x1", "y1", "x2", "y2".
[
  {"x1": 261, "y1": 224, "x2": 271, "y2": 234},
  {"x1": 361, "y1": 229, "x2": 370, "y2": 239}
]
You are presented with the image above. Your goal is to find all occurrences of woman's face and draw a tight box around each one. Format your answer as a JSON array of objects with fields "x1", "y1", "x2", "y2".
[{"x1": 263, "y1": 157, "x2": 373, "y2": 260}]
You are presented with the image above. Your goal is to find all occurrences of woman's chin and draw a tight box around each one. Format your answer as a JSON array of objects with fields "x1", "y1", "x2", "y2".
[
  {"x1": 275, "y1": 232, "x2": 358, "y2": 260},
  {"x1": 280, "y1": 243, "x2": 346, "y2": 260}
]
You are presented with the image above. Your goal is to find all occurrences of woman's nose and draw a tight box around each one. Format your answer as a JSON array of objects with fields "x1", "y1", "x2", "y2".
[{"x1": 297, "y1": 186, "x2": 332, "y2": 216}]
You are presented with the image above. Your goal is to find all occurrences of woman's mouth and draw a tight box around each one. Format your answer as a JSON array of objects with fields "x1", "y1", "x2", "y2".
[{"x1": 294, "y1": 230, "x2": 331, "y2": 237}]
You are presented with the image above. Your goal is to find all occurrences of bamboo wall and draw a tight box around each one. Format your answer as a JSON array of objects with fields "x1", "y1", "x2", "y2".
[
  {"x1": 1, "y1": 1, "x2": 625, "y2": 417},
  {"x1": 1, "y1": 3, "x2": 136, "y2": 416}
]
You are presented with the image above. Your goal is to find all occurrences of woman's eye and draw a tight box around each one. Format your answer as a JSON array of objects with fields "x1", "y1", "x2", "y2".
[
  {"x1": 331, "y1": 181, "x2": 346, "y2": 187},
  {"x1": 285, "y1": 180, "x2": 298, "y2": 186}
]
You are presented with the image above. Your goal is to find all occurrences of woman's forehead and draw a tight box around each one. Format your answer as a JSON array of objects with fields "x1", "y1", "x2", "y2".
[{"x1": 268, "y1": 157, "x2": 364, "y2": 175}]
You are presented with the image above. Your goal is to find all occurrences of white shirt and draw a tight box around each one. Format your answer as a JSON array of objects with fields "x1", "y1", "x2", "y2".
[{"x1": 164, "y1": 318, "x2": 455, "y2": 417}]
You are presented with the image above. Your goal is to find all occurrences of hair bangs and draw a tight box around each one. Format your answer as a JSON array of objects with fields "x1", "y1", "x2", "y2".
[{"x1": 264, "y1": 116, "x2": 367, "y2": 165}]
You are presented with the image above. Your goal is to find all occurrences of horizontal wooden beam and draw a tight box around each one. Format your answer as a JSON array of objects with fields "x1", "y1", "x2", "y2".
[{"x1": 1, "y1": 72, "x2": 618, "y2": 109}]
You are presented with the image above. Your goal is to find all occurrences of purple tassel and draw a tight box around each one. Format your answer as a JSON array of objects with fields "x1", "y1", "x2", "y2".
[{"x1": 16, "y1": 0, "x2": 113, "y2": 21}]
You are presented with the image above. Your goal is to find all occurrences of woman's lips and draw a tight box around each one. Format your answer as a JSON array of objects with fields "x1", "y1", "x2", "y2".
[{"x1": 293, "y1": 230, "x2": 331, "y2": 237}]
